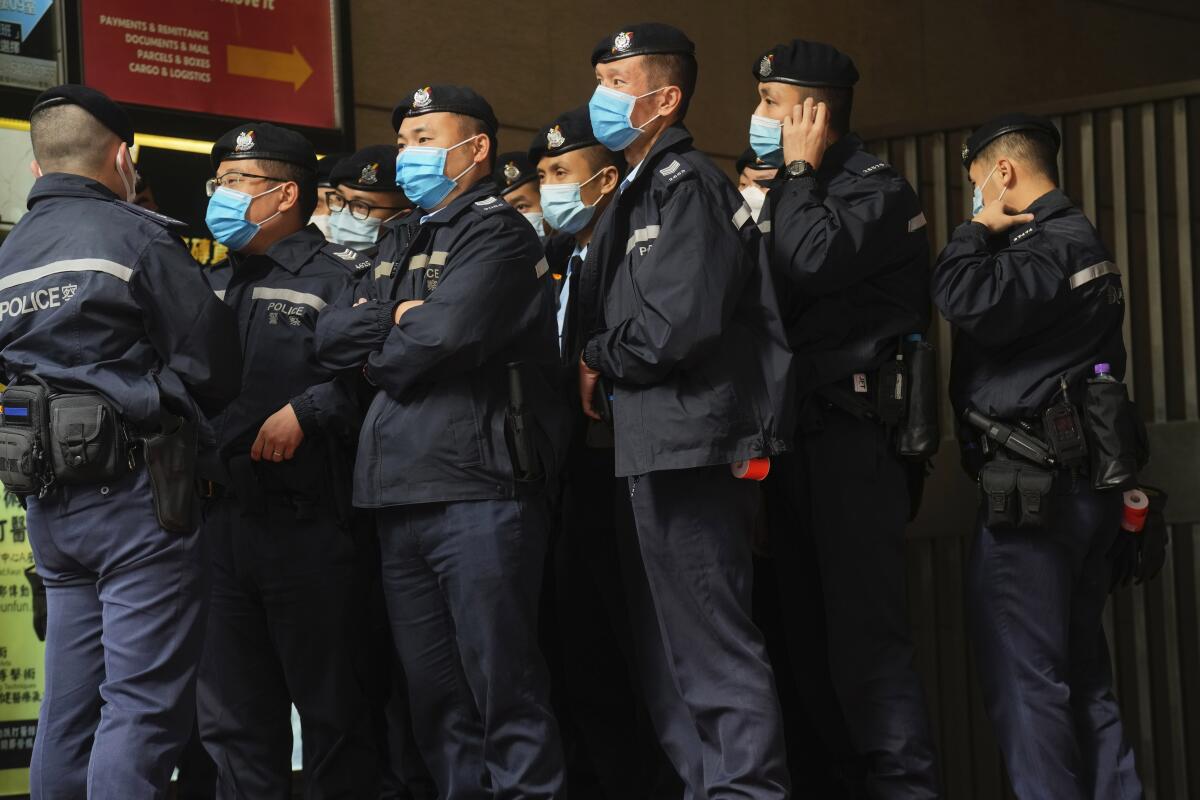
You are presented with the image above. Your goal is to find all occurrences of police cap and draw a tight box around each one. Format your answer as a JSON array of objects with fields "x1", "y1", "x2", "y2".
[
  {"x1": 329, "y1": 145, "x2": 402, "y2": 191},
  {"x1": 31, "y1": 84, "x2": 135, "y2": 147},
  {"x1": 317, "y1": 152, "x2": 351, "y2": 188},
  {"x1": 961, "y1": 113, "x2": 1061, "y2": 169},
  {"x1": 529, "y1": 105, "x2": 602, "y2": 165},
  {"x1": 211, "y1": 122, "x2": 317, "y2": 172},
  {"x1": 591, "y1": 23, "x2": 695, "y2": 66},
  {"x1": 752, "y1": 40, "x2": 859, "y2": 88},
  {"x1": 391, "y1": 84, "x2": 498, "y2": 136},
  {"x1": 736, "y1": 146, "x2": 775, "y2": 175},
  {"x1": 492, "y1": 152, "x2": 537, "y2": 195}
]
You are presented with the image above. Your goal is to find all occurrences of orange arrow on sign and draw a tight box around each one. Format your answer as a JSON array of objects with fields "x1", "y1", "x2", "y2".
[{"x1": 227, "y1": 44, "x2": 313, "y2": 90}]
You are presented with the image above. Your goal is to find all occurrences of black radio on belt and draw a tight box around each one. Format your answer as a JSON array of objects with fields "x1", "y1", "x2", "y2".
[{"x1": 1042, "y1": 378, "x2": 1088, "y2": 469}]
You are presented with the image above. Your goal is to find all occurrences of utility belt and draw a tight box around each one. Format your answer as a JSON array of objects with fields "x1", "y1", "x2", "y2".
[
  {"x1": 0, "y1": 377, "x2": 198, "y2": 533},
  {"x1": 815, "y1": 334, "x2": 941, "y2": 462},
  {"x1": 964, "y1": 370, "x2": 1148, "y2": 531}
]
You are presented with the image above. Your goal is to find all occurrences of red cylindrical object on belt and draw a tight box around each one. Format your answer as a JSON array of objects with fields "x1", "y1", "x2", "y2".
[
  {"x1": 731, "y1": 458, "x2": 771, "y2": 481},
  {"x1": 1121, "y1": 489, "x2": 1149, "y2": 533}
]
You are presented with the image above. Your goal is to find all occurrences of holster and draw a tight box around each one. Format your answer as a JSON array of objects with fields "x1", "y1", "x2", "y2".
[
  {"x1": 897, "y1": 338, "x2": 940, "y2": 461},
  {"x1": 1084, "y1": 377, "x2": 1144, "y2": 490},
  {"x1": 142, "y1": 415, "x2": 198, "y2": 534},
  {"x1": 505, "y1": 362, "x2": 547, "y2": 488},
  {"x1": 978, "y1": 457, "x2": 1055, "y2": 530}
]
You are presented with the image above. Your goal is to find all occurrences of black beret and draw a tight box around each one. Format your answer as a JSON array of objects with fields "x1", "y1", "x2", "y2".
[
  {"x1": 591, "y1": 23, "x2": 695, "y2": 66},
  {"x1": 329, "y1": 145, "x2": 402, "y2": 192},
  {"x1": 391, "y1": 84, "x2": 498, "y2": 136},
  {"x1": 529, "y1": 105, "x2": 603, "y2": 165},
  {"x1": 752, "y1": 40, "x2": 859, "y2": 88},
  {"x1": 735, "y1": 147, "x2": 776, "y2": 175},
  {"x1": 211, "y1": 122, "x2": 317, "y2": 172},
  {"x1": 316, "y1": 152, "x2": 351, "y2": 187},
  {"x1": 961, "y1": 113, "x2": 1062, "y2": 169},
  {"x1": 492, "y1": 152, "x2": 537, "y2": 195},
  {"x1": 31, "y1": 84, "x2": 134, "y2": 147}
]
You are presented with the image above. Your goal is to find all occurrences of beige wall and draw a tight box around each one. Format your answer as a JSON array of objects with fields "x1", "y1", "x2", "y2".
[{"x1": 347, "y1": 0, "x2": 1200, "y2": 174}]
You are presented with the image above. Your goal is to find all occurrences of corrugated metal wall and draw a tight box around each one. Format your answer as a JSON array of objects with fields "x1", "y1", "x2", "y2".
[{"x1": 866, "y1": 83, "x2": 1200, "y2": 799}]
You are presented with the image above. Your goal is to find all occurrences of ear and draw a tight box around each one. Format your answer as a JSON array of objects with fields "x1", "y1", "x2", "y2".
[
  {"x1": 657, "y1": 85, "x2": 683, "y2": 119},
  {"x1": 29, "y1": 160, "x2": 42, "y2": 178},
  {"x1": 275, "y1": 180, "x2": 300, "y2": 214},
  {"x1": 597, "y1": 164, "x2": 621, "y2": 195},
  {"x1": 471, "y1": 133, "x2": 491, "y2": 166},
  {"x1": 997, "y1": 157, "x2": 1016, "y2": 187}
]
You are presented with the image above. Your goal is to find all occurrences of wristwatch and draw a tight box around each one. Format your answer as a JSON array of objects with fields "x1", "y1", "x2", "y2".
[{"x1": 784, "y1": 159, "x2": 814, "y2": 180}]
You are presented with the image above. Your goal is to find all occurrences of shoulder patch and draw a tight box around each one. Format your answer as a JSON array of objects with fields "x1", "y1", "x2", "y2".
[
  {"x1": 114, "y1": 201, "x2": 188, "y2": 230},
  {"x1": 653, "y1": 157, "x2": 692, "y2": 186},
  {"x1": 843, "y1": 149, "x2": 892, "y2": 178},
  {"x1": 1009, "y1": 223, "x2": 1040, "y2": 245},
  {"x1": 471, "y1": 195, "x2": 510, "y2": 216},
  {"x1": 322, "y1": 242, "x2": 364, "y2": 262}
]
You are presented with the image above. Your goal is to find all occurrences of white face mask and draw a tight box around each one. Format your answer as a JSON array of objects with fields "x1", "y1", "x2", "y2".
[
  {"x1": 740, "y1": 185, "x2": 767, "y2": 221},
  {"x1": 522, "y1": 211, "x2": 547, "y2": 242}
]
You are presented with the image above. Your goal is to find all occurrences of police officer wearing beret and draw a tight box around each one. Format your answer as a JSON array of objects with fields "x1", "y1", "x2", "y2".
[
  {"x1": 196, "y1": 122, "x2": 379, "y2": 797},
  {"x1": 327, "y1": 144, "x2": 413, "y2": 255},
  {"x1": 530, "y1": 105, "x2": 693, "y2": 798},
  {"x1": 748, "y1": 39, "x2": 941, "y2": 798},
  {"x1": 311, "y1": 151, "x2": 350, "y2": 239},
  {"x1": 494, "y1": 151, "x2": 548, "y2": 242},
  {"x1": 932, "y1": 114, "x2": 1142, "y2": 799},
  {"x1": 577, "y1": 24, "x2": 794, "y2": 798},
  {"x1": 0, "y1": 85, "x2": 241, "y2": 798},
  {"x1": 315, "y1": 84, "x2": 567, "y2": 798}
]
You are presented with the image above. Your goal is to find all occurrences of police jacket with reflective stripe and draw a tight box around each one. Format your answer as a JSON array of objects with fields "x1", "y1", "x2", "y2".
[
  {"x1": 578, "y1": 125, "x2": 794, "y2": 477},
  {"x1": 763, "y1": 134, "x2": 932, "y2": 396},
  {"x1": 932, "y1": 188, "x2": 1126, "y2": 419},
  {"x1": 209, "y1": 225, "x2": 366, "y2": 493},
  {"x1": 315, "y1": 179, "x2": 566, "y2": 508},
  {"x1": 0, "y1": 174, "x2": 241, "y2": 425}
]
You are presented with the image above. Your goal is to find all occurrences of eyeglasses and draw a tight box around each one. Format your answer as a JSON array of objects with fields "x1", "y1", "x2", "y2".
[
  {"x1": 326, "y1": 192, "x2": 408, "y2": 221},
  {"x1": 205, "y1": 171, "x2": 284, "y2": 197}
]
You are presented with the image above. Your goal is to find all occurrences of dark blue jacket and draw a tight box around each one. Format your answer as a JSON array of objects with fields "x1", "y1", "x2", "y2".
[
  {"x1": 315, "y1": 179, "x2": 566, "y2": 508},
  {"x1": 578, "y1": 125, "x2": 793, "y2": 477},
  {"x1": 932, "y1": 188, "x2": 1125, "y2": 419},
  {"x1": 0, "y1": 174, "x2": 240, "y2": 424},
  {"x1": 205, "y1": 226, "x2": 366, "y2": 498},
  {"x1": 762, "y1": 133, "x2": 932, "y2": 397}
]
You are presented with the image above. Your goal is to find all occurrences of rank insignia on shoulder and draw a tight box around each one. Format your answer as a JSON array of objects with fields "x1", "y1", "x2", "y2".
[
  {"x1": 332, "y1": 248, "x2": 357, "y2": 260},
  {"x1": 472, "y1": 195, "x2": 508, "y2": 214},
  {"x1": 117, "y1": 202, "x2": 187, "y2": 229},
  {"x1": 1010, "y1": 225, "x2": 1038, "y2": 244}
]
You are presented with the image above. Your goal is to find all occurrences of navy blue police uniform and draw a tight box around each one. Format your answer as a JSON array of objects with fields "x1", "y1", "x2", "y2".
[
  {"x1": 315, "y1": 85, "x2": 567, "y2": 799},
  {"x1": 932, "y1": 114, "x2": 1141, "y2": 800},
  {"x1": 0, "y1": 85, "x2": 241, "y2": 799},
  {"x1": 194, "y1": 123, "x2": 380, "y2": 798},
  {"x1": 531, "y1": 108, "x2": 694, "y2": 800},
  {"x1": 578, "y1": 25, "x2": 794, "y2": 800},
  {"x1": 752, "y1": 40, "x2": 942, "y2": 799}
]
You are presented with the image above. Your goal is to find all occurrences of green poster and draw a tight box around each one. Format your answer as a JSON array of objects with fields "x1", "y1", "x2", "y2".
[{"x1": 0, "y1": 496, "x2": 42, "y2": 797}]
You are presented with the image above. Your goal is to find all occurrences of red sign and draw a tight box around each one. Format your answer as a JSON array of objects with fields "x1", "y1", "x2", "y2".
[{"x1": 80, "y1": 0, "x2": 339, "y2": 130}]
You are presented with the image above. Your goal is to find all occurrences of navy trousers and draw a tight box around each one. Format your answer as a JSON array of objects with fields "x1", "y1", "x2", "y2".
[
  {"x1": 376, "y1": 497, "x2": 565, "y2": 800},
  {"x1": 628, "y1": 465, "x2": 791, "y2": 800},
  {"x1": 782, "y1": 409, "x2": 940, "y2": 799},
  {"x1": 26, "y1": 466, "x2": 206, "y2": 800},
  {"x1": 196, "y1": 497, "x2": 378, "y2": 799},
  {"x1": 968, "y1": 478, "x2": 1143, "y2": 800}
]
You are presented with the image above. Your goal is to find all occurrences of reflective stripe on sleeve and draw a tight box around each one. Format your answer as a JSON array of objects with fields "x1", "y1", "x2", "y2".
[
  {"x1": 908, "y1": 213, "x2": 927, "y2": 232},
  {"x1": 1068, "y1": 261, "x2": 1120, "y2": 290},
  {"x1": 625, "y1": 225, "x2": 661, "y2": 254},
  {"x1": 0, "y1": 259, "x2": 133, "y2": 293}
]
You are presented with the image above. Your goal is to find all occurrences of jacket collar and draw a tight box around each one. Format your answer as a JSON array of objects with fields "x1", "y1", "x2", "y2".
[
  {"x1": 621, "y1": 124, "x2": 693, "y2": 195},
  {"x1": 816, "y1": 133, "x2": 866, "y2": 180},
  {"x1": 417, "y1": 177, "x2": 501, "y2": 228},
  {"x1": 27, "y1": 172, "x2": 120, "y2": 208},
  {"x1": 1021, "y1": 188, "x2": 1074, "y2": 220},
  {"x1": 233, "y1": 224, "x2": 325, "y2": 275}
]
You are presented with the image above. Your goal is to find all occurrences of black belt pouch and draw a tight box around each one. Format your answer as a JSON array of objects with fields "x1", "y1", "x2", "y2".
[
  {"x1": 979, "y1": 459, "x2": 1054, "y2": 530},
  {"x1": 142, "y1": 415, "x2": 198, "y2": 534},
  {"x1": 49, "y1": 393, "x2": 126, "y2": 485},
  {"x1": 1084, "y1": 378, "x2": 1141, "y2": 490},
  {"x1": 0, "y1": 384, "x2": 51, "y2": 495}
]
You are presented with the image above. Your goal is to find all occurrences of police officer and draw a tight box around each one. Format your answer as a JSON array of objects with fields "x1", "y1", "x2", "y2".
[
  {"x1": 531, "y1": 105, "x2": 694, "y2": 799},
  {"x1": 311, "y1": 151, "x2": 350, "y2": 238},
  {"x1": 748, "y1": 39, "x2": 942, "y2": 797},
  {"x1": 577, "y1": 24, "x2": 793, "y2": 799},
  {"x1": 0, "y1": 85, "x2": 241, "y2": 798},
  {"x1": 326, "y1": 145, "x2": 412, "y2": 255},
  {"x1": 315, "y1": 84, "x2": 567, "y2": 799},
  {"x1": 735, "y1": 147, "x2": 776, "y2": 222},
  {"x1": 494, "y1": 150, "x2": 548, "y2": 241},
  {"x1": 196, "y1": 122, "x2": 379, "y2": 797},
  {"x1": 932, "y1": 114, "x2": 1142, "y2": 799}
]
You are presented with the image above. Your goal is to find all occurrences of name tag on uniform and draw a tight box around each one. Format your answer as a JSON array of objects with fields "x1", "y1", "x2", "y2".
[{"x1": 853, "y1": 373, "x2": 869, "y2": 393}]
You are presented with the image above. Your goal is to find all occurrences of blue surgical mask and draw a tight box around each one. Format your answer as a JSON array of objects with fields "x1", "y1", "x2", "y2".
[
  {"x1": 521, "y1": 211, "x2": 547, "y2": 243},
  {"x1": 971, "y1": 163, "x2": 1005, "y2": 216},
  {"x1": 589, "y1": 85, "x2": 664, "y2": 152},
  {"x1": 540, "y1": 170, "x2": 606, "y2": 234},
  {"x1": 749, "y1": 114, "x2": 784, "y2": 167},
  {"x1": 395, "y1": 136, "x2": 479, "y2": 210},
  {"x1": 205, "y1": 184, "x2": 283, "y2": 251},
  {"x1": 327, "y1": 210, "x2": 393, "y2": 250}
]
